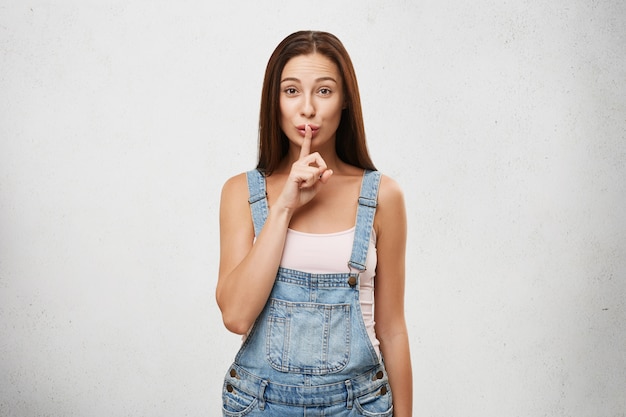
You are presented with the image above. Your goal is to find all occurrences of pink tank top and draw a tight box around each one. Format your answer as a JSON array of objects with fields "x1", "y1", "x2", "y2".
[{"x1": 280, "y1": 227, "x2": 380, "y2": 357}]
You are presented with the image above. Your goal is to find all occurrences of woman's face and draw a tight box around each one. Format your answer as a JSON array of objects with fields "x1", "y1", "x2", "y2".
[{"x1": 279, "y1": 53, "x2": 345, "y2": 152}]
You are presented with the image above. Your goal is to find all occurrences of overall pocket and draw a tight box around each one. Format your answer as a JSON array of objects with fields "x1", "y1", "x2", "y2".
[
  {"x1": 266, "y1": 298, "x2": 351, "y2": 374},
  {"x1": 221, "y1": 380, "x2": 258, "y2": 417},
  {"x1": 354, "y1": 384, "x2": 394, "y2": 417}
]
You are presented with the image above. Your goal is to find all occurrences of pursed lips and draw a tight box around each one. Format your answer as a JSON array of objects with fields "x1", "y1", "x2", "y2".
[{"x1": 296, "y1": 124, "x2": 319, "y2": 137}]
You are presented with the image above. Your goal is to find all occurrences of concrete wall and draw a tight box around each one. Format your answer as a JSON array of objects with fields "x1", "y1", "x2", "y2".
[{"x1": 1, "y1": 1, "x2": 624, "y2": 416}]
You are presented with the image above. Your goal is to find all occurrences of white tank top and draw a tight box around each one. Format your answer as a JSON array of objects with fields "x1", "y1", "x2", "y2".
[{"x1": 280, "y1": 227, "x2": 380, "y2": 357}]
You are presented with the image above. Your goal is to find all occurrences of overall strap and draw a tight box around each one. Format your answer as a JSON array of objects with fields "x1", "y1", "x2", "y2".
[
  {"x1": 246, "y1": 169, "x2": 269, "y2": 237},
  {"x1": 348, "y1": 170, "x2": 382, "y2": 282}
]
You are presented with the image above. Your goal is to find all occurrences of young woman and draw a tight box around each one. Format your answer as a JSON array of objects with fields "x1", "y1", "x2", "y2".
[{"x1": 216, "y1": 30, "x2": 412, "y2": 416}]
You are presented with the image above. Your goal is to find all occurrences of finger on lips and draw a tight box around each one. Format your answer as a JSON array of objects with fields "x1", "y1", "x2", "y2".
[
  {"x1": 299, "y1": 124, "x2": 312, "y2": 158},
  {"x1": 295, "y1": 123, "x2": 333, "y2": 187}
]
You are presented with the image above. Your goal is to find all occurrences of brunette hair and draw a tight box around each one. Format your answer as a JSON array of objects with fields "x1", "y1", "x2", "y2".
[{"x1": 256, "y1": 30, "x2": 376, "y2": 175}]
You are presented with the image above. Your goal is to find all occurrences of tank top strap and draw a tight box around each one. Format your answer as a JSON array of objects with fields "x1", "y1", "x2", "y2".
[
  {"x1": 348, "y1": 170, "x2": 382, "y2": 274},
  {"x1": 246, "y1": 169, "x2": 268, "y2": 237}
]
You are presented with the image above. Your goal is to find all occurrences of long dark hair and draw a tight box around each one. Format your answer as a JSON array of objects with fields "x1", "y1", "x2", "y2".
[{"x1": 256, "y1": 31, "x2": 376, "y2": 175}]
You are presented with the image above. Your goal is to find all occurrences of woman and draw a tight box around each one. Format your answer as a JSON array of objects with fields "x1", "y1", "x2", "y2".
[{"x1": 216, "y1": 30, "x2": 412, "y2": 416}]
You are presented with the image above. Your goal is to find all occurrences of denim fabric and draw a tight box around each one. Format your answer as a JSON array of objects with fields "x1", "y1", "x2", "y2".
[
  {"x1": 222, "y1": 169, "x2": 393, "y2": 416},
  {"x1": 246, "y1": 170, "x2": 269, "y2": 238}
]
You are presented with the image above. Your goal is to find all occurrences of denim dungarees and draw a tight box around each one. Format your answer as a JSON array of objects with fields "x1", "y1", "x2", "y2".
[{"x1": 222, "y1": 169, "x2": 393, "y2": 417}]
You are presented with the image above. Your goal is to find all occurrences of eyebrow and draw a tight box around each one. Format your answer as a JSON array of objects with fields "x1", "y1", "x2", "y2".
[{"x1": 280, "y1": 76, "x2": 338, "y2": 84}]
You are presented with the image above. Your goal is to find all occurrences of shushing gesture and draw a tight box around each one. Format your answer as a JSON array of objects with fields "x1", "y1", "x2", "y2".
[{"x1": 276, "y1": 124, "x2": 333, "y2": 211}]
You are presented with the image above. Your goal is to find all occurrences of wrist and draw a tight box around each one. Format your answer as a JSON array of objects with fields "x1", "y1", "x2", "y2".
[{"x1": 267, "y1": 203, "x2": 294, "y2": 226}]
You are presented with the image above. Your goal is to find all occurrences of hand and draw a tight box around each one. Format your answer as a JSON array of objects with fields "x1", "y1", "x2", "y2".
[{"x1": 276, "y1": 124, "x2": 333, "y2": 211}]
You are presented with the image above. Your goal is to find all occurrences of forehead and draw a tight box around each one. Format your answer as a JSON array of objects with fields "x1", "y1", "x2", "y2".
[{"x1": 281, "y1": 53, "x2": 341, "y2": 82}]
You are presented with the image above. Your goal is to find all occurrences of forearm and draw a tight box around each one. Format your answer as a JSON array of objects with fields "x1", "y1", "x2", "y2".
[
  {"x1": 216, "y1": 206, "x2": 292, "y2": 334},
  {"x1": 381, "y1": 332, "x2": 413, "y2": 417}
]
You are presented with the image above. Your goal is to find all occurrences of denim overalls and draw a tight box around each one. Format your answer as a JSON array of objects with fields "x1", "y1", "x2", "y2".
[{"x1": 222, "y1": 169, "x2": 393, "y2": 417}]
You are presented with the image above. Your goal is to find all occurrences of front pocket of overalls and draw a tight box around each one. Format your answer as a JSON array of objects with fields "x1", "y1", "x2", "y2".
[
  {"x1": 354, "y1": 384, "x2": 394, "y2": 417},
  {"x1": 266, "y1": 299, "x2": 351, "y2": 374},
  {"x1": 222, "y1": 381, "x2": 258, "y2": 417}
]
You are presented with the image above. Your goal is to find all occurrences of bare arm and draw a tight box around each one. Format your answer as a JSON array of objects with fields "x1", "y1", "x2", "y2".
[
  {"x1": 215, "y1": 174, "x2": 292, "y2": 334},
  {"x1": 374, "y1": 175, "x2": 413, "y2": 417},
  {"x1": 215, "y1": 125, "x2": 333, "y2": 334}
]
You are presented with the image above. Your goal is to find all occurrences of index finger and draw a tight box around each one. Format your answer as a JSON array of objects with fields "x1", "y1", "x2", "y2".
[{"x1": 299, "y1": 124, "x2": 312, "y2": 159}]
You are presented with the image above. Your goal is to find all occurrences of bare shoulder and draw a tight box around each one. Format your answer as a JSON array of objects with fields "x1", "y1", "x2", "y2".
[
  {"x1": 377, "y1": 173, "x2": 405, "y2": 207},
  {"x1": 220, "y1": 172, "x2": 252, "y2": 221},
  {"x1": 374, "y1": 173, "x2": 407, "y2": 236},
  {"x1": 221, "y1": 172, "x2": 249, "y2": 202}
]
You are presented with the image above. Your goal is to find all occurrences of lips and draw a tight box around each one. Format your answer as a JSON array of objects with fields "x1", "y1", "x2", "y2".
[{"x1": 296, "y1": 124, "x2": 320, "y2": 138}]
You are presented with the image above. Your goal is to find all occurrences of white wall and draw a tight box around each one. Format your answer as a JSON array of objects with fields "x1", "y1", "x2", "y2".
[{"x1": 1, "y1": 1, "x2": 625, "y2": 416}]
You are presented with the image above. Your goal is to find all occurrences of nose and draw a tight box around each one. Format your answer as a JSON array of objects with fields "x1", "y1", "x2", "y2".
[{"x1": 300, "y1": 94, "x2": 315, "y2": 118}]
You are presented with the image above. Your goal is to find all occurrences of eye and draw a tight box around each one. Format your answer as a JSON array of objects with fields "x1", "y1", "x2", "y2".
[
  {"x1": 318, "y1": 87, "x2": 332, "y2": 96},
  {"x1": 283, "y1": 87, "x2": 298, "y2": 95}
]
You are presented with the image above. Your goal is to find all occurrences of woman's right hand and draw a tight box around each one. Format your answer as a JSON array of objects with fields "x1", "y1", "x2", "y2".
[
  {"x1": 275, "y1": 124, "x2": 334, "y2": 211},
  {"x1": 217, "y1": 124, "x2": 333, "y2": 334}
]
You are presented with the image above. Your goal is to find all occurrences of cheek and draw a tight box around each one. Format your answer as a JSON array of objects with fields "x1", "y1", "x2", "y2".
[
  {"x1": 279, "y1": 98, "x2": 296, "y2": 119},
  {"x1": 326, "y1": 102, "x2": 344, "y2": 122}
]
